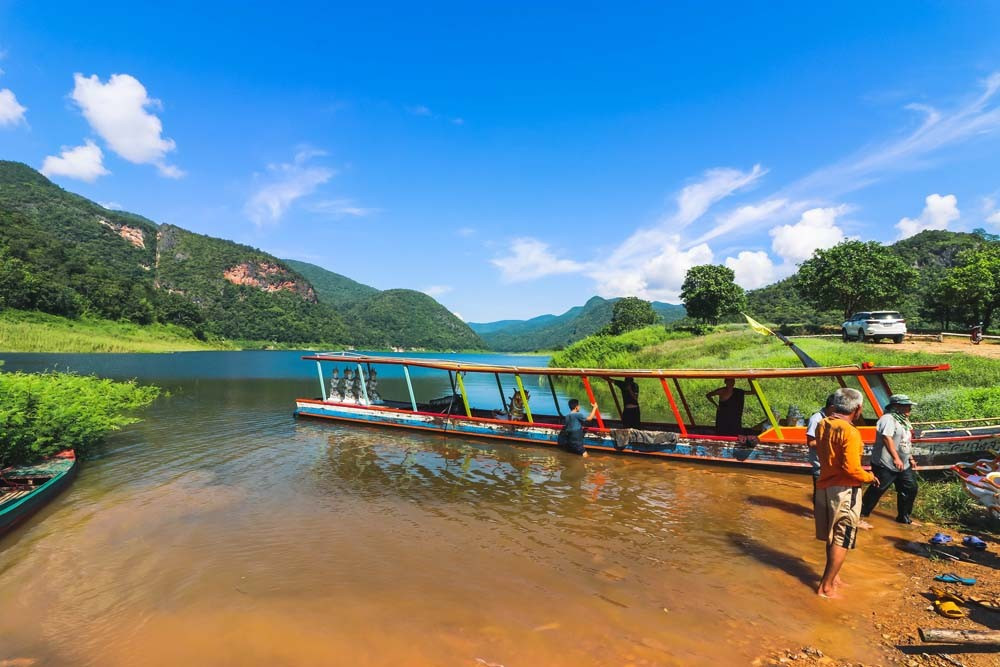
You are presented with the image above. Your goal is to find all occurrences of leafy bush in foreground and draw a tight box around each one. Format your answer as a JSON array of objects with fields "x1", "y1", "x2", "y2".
[{"x1": 0, "y1": 371, "x2": 159, "y2": 466}]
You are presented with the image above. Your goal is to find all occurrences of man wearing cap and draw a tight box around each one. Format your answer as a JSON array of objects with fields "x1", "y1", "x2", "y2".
[{"x1": 860, "y1": 394, "x2": 919, "y2": 524}]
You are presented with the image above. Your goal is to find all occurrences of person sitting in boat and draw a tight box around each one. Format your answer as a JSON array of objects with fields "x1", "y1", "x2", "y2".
[
  {"x1": 557, "y1": 398, "x2": 599, "y2": 457},
  {"x1": 706, "y1": 377, "x2": 746, "y2": 436},
  {"x1": 613, "y1": 377, "x2": 641, "y2": 428},
  {"x1": 335, "y1": 367, "x2": 349, "y2": 402},
  {"x1": 508, "y1": 389, "x2": 530, "y2": 421},
  {"x1": 327, "y1": 368, "x2": 340, "y2": 402}
]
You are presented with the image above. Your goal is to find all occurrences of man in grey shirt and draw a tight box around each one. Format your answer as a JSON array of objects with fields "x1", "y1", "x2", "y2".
[{"x1": 860, "y1": 395, "x2": 919, "y2": 524}]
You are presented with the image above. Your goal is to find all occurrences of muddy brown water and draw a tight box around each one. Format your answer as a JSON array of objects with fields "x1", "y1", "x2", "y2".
[{"x1": 0, "y1": 352, "x2": 919, "y2": 665}]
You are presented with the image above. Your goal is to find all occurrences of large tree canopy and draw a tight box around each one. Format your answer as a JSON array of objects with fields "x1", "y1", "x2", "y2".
[
  {"x1": 601, "y1": 296, "x2": 659, "y2": 335},
  {"x1": 680, "y1": 264, "x2": 746, "y2": 324},
  {"x1": 796, "y1": 240, "x2": 918, "y2": 320}
]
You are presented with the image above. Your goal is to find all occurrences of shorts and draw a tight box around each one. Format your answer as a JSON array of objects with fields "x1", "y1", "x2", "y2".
[{"x1": 814, "y1": 485, "x2": 862, "y2": 549}]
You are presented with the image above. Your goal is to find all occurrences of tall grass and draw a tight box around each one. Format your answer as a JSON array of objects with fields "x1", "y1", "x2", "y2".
[{"x1": 0, "y1": 309, "x2": 237, "y2": 353}]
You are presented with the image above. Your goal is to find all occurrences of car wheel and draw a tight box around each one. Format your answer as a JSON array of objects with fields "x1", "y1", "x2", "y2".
[
  {"x1": 893, "y1": 335, "x2": 904, "y2": 344},
  {"x1": 842, "y1": 328, "x2": 850, "y2": 342},
  {"x1": 858, "y1": 329, "x2": 866, "y2": 342}
]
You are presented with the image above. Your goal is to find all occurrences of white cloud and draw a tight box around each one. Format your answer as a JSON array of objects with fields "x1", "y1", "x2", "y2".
[
  {"x1": 795, "y1": 73, "x2": 1000, "y2": 198},
  {"x1": 40, "y1": 140, "x2": 110, "y2": 182},
  {"x1": 100, "y1": 201, "x2": 124, "y2": 210},
  {"x1": 423, "y1": 285, "x2": 453, "y2": 297},
  {"x1": 457, "y1": 227, "x2": 476, "y2": 237},
  {"x1": 982, "y1": 196, "x2": 1000, "y2": 227},
  {"x1": 769, "y1": 205, "x2": 848, "y2": 264},
  {"x1": 725, "y1": 251, "x2": 776, "y2": 289},
  {"x1": 674, "y1": 165, "x2": 766, "y2": 229},
  {"x1": 245, "y1": 152, "x2": 335, "y2": 227},
  {"x1": 70, "y1": 73, "x2": 182, "y2": 177},
  {"x1": 593, "y1": 236, "x2": 714, "y2": 301},
  {"x1": 407, "y1": 105, "x2": 432, "y2": 116},
  {"x1": 452, "y1": 311, "x2": 465, "y2": 321},
  {"x1": 0, "y1": 88, "x2": 26, "y2": 126},
  {"x1": 690, "y1": 198, "x2": 795, "y2": 247},
  {"x1": 306, "y1": 198, "x2": 377, "y2": 218},
  {"x1": 491, "y1": 238, "x2": 585, "y2": 282},
  {"x1": 895, "y1": 193, "x2": 959, "y2": 239}
]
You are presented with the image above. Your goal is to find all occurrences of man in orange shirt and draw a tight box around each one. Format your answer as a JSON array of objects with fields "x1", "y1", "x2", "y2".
[{"x1": 813, "y1": 387, "x2": 879, "y2": 598}]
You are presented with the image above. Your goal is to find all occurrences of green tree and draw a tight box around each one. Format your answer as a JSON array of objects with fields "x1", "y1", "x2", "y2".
[
  {"x1": 599, "y1": 297, "x2": 659, "y2": 335},
  {"x1": 796, "y1": 240, "x2": 918, "y2": 320},
  {"x1": 680, "y1": 265, "x2": 746, "y2": 325},
  {"x1": 933, "y1": 245, "x2": 1000, "y2": 331}
]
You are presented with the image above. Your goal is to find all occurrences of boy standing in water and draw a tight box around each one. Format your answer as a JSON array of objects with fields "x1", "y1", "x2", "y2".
[
  {"x1": 813, "y1": 387, "x2": 879, "y2": 598},
  {"x1": 559, "y1": 398, "x2": 599, "y2": 457}
]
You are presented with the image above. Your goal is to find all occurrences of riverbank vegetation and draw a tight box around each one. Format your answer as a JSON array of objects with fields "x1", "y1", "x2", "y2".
[{"x1": 0, "y1": 367, "x2": 159, "y2": 466}]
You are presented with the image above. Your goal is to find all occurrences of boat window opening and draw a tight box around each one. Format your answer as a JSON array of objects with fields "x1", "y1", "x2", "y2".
[
  {"x1": 854, "y1": 375, "x2": 883, "y2": 419},
  {"x1": 673, "y1": 378, "x2": 696, "y2": 427},
  {"x1": 605, "y1": 378, "x2": 625, "y2": 420},
  {"x1": 546, "y1": 375, "x2": 563, "y2": 417},
  {"x1": 494, "y1": 373, "x2": 509, "y2": 414},
  {"x1": 749, "y1": 379, "x2": 783, "y2": 439}
]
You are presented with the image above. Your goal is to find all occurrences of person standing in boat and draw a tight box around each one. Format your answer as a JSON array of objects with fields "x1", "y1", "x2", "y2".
[
  {"x1": 558, "y1": 398, "x2": 599, "y2": 457},
  {"x1": 706, "y1": 377, "x2": 746, "y2": 436},
  {"x1": 613, "y1": 377, "x2": 641, "y2": 428},
  {"x1": 814, "y1": 387, "x2": 879, "y2": 599},
  {"x1": 860, "y1": 395, "x2": 919, "y2": 525}
]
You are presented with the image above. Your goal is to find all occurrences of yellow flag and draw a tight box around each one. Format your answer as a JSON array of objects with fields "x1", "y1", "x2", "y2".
[{"x1": 743, "y1": 313, "x2": 774, "y2": 337}]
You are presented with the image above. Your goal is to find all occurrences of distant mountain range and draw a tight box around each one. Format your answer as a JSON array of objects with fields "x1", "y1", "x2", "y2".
[
  {"x1": 469, "y1": 297, "x2": 686, "y2": 351},
  {"x1": 0, "y1": 160, "x2": 483, "y2": 349}
]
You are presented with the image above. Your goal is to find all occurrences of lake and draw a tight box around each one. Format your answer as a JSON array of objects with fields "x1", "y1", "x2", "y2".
[{"x1": 0, "y1": 351, "x2": 909, "y2": 665}]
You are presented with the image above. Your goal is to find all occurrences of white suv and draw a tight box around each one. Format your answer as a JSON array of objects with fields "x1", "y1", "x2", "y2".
[{"x1": 841, "y1": 311, "x2": 906, "y2": 343}]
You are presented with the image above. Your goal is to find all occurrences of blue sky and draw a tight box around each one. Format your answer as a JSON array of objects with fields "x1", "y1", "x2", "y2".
[{"x1": 2, "y1": 2, "x2": 1000, "y2": 322}]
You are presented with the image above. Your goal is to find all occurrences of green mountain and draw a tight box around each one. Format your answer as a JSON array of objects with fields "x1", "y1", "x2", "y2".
[
  {"x1": 0, "y1": 160, "x2": 481, "y2": 348},
  {"x1": 283, "y1": 258, "x2": 380, "y2": 306},
  {"x1": 469, "y1": 297, "x2": 686, "y2": 352},
  {"x1": 745, "y1": 229, "x2": 990, "y2": 330},
  {"x1": 281, "y1": 260, "x2": 484, "y2": 349}
]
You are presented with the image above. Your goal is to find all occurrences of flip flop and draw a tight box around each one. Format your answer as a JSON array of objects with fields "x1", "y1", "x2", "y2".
[
  {"x1": 934, "y1": 573, "x2": 976, "y2": 585},
  {"x1": 930, "y1": 532, "x2": 953, "y2": 545},
  {"x1": 962, "y1": 536, "x2": 988, "y2": 550},
  {"x1": 933, "y1": 599, "x2": 968, "y2": 618},
  {"x1": 929, "y1": 587, "x2": 966, "y2": 604}
]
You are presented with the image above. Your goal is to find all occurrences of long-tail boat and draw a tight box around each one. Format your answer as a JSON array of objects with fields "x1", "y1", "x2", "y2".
[
  {"x1": 293, "y1": 353, "x2": 999, "y2": 472},
  {"x1": 0, "y1": 450, "x2": 77, "y2": 537}
]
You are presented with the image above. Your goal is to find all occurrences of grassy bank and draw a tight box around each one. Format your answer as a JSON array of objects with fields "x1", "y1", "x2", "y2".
[{"x1": 0, "y1": 309, "x2": 239, "y2": 353}]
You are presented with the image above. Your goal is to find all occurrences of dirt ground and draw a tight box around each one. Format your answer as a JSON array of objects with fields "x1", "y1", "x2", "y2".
[
  {"x1": 754, "y1": 524, "x2": 1000, "y2": 667},
  {"x1": 863, "y1": 337, "x2": 1000, "y2": 360}
]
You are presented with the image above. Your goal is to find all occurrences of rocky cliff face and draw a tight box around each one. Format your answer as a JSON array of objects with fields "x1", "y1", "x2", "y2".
[
  {"x1": 97, "y1": 217, "x2": 146, "y2": 249},
  {"x1": 223, "y1": 261, "x2": 317, "y2": 301}
]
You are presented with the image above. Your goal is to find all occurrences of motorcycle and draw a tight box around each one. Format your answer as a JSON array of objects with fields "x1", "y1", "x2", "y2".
[{"x1": 971, "y1": 323, "x2": 984, "y2": 345}]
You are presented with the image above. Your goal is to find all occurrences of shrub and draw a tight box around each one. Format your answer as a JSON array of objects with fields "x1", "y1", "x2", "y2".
[{"x1": 0, "y1": 371, "x2": 159, "y2": 466}]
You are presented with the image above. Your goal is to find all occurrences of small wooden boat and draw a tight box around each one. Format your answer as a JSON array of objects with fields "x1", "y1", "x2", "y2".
[
  {"x1": 293, "y1": 353, "x2": 999, "y2": 472},
  {"x1": 0, "y1": 451, "x2": 77, "y2": 536}
]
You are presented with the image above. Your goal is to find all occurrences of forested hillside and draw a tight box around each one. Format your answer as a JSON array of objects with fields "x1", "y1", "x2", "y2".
[
  {"x1": 745, "y1": 229, "x2": 996, "y2": 330},
  {"x1": 469, "y1": 296, "x2": 685, "y2": 351},
  {"x1": 282, "y1": 260, "x2": 484, "y2": 349},
  {"x1": 0, "y1": 161, "x2": 481, "y2": 348}
]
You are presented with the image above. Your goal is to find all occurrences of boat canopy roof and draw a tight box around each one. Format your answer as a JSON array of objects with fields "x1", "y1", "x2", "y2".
[{"x1": 302, "y1": 352, "x2": 949, "y2": 380}]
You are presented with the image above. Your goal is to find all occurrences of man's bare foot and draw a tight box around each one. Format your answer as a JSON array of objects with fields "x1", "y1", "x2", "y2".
[
  {"x1": 833, "y1": 577, "x2": 849, "y2": 588},
  {"x1": 858, "y1": 519, "x2": 873, "y2": 530},
  {"x1": 582, "y1": 452, "x2": 589, "y2": 458},
  {"x1": 816, "y1": 586, "x2": 841, "y2": 599}
]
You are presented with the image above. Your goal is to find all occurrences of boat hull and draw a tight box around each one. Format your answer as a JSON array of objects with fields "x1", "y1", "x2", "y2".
[
  {"x1": 0, "y1": 452, "x2": 77, "y2": 537},
  {"x1": 295, "y1": 400, "x2": 993, "y2": 472}
]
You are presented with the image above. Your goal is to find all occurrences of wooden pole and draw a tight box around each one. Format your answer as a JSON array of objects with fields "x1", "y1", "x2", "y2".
[{"x1": 919, "y1": 628, "x2": 1000, "y2": 645}]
